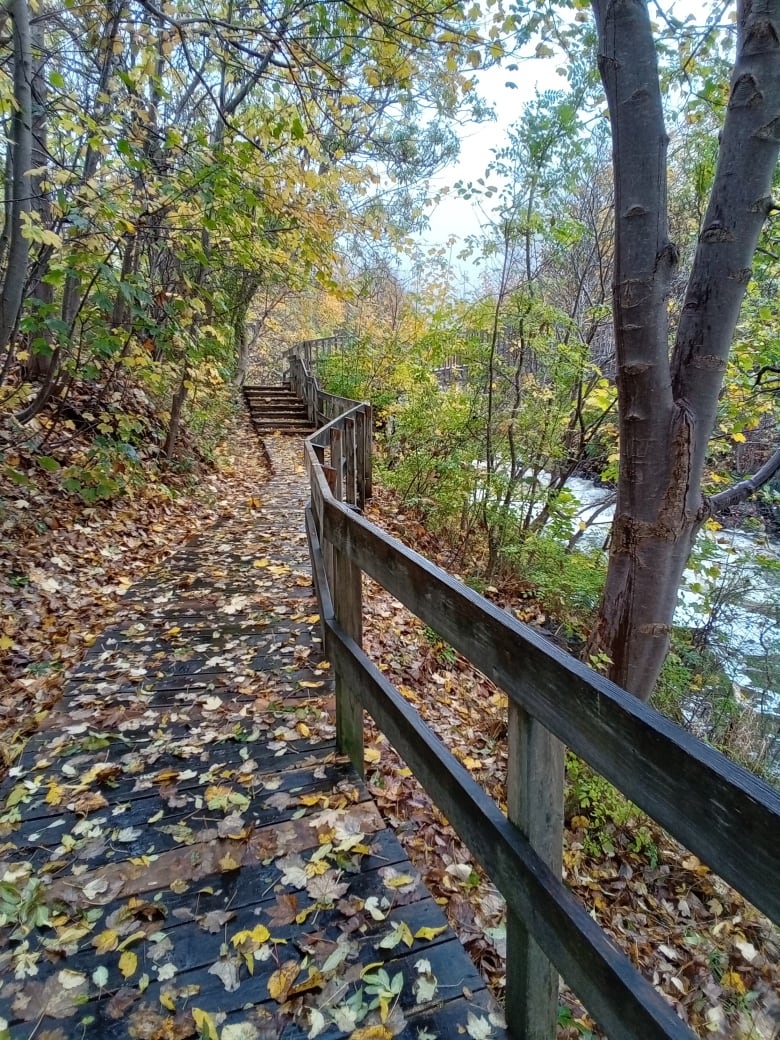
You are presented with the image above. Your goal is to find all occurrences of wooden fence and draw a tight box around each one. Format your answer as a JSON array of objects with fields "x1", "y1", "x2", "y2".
[{"x1": 290, "y1": 344, "x2": 780, "y2": 1040}]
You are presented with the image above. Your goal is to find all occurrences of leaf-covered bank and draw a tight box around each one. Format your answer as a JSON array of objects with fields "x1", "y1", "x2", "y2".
[{"x1": 361, "y1": 489, "x2": 780, "y2": 1040}]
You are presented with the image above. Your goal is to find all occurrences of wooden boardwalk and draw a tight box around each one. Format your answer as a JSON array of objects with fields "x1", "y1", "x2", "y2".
[{"x1": 0, "y1": 432, "x2": 506, "y2": 1040}]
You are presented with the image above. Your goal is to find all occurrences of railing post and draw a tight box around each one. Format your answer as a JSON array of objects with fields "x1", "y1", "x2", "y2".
[
  {"x1": 363, "y1": 404, "x2": 373, "y2": 499},
  {"x1": 344, "y1": 417, "x2": 357, "y2": 506},
  {"x1": 355, "y1": 409, "x2": 367, "y2": 509},
  {"x1": 505, "y1": 703, "x2": 565, "y2": 1039},
  {"x1": 331, "y1": 427, "x2": 344, "y2": 501},
  {"x1": 332, "y1": 541, "x2": 364, "y2": 775}
]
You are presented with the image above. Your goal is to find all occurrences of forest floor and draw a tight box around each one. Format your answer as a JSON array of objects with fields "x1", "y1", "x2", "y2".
[{"x1": 2, "y1": 412, "x2": 779, "y2": 1039}]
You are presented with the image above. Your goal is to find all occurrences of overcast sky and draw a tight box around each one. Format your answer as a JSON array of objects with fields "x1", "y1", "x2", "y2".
[{"x1": 414, "y1": 57, "x2": 570, "y2": 288}]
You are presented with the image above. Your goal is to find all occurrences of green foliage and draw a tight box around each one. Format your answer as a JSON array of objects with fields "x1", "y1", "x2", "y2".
[
  {"x1": 565, "y1": 753, "x2": 658, "y2": 865},
  {"x1": 557, "y1": 1005, "x2": 597, "y2": 1039},
  {"x1": 0, "y1": 874, "x2": 52, "y2": 937},
  {"x1": 501, "y1": 532, "x2": 605, "y2": 638},
  {"x1": 378, "y1": 382, "x2": 478, "y2": 532},
  {"x1": 2, "y1": 0, "x2": 497, "y2": 474}
]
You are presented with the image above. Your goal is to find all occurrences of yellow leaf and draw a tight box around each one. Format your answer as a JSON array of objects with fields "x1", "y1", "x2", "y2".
[
  {"x1": 722, "y1": 971, "x2": 747, "y2": 994},
  {"x1": 267, "y1": 959, "x2": 300, "y2": 1002},
  {"x1": 219, "y1": 851, "x2": 241, "y2": 873},
  {"x1": 414, "y1": 925, "x2": 448, "y2": 941},
  {"x1": 349, "y1": 1027, "x2": 392, "y2": 1039},
  {"x1": 288, "y1": 967, "x2": 324, "y2": 997},
  {"x1": 0, "y1": 634, "x2": 13, "y2": 650},
  {"x1": 191, "y1": 1008, "x2": 219, "y2": 1040},
  {"x1": 399, "y1": 921, "x2": 414, "y2": 947},
  {"x1": 364, "y1": 747, "x2": 381, "y2": 764},
  {"x1": 205, "y1": 784, "x2": 232, "y2": 809},
  {"x1": 298, "y1": 680, "x2": 324, "y2": 689},
  {"x1": 732, "y1": 432, "x2": 747, "y2": 443},
  {"x1": 160, "y1": 990, "x2": 177, "y2": 1011},
  {"x1": 92, "y1": 929, "x2": 119, "y2": 953},
  {"x1": 299, "y1": 793, "x2": 322, "y2": 807},
  {"x1": 384, "y1": 874, "x2": 415, "y2": 889},
  {"x1": 45, "y1": 781, "x2": 66, "y2": 806},
  {"x1": 360, "y1": 962, "x2": 385, "y2": 978},
  {"x1": 253, "y1": 558, "x2": 269, "y2": 568},
  {"x1": 231, "y1": 924, "x2": 270, "y2": 948},
  {"x1": 117, "y1": 929, "x2": 146, "y2": 950},
  {"x1": 118, "y1": 950, "x2": 137, "y2": 979}
]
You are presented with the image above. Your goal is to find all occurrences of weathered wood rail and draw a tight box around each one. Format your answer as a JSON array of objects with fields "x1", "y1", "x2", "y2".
[{"x1": 290, "y1": 341, "x2": 780, "y2": 1040}]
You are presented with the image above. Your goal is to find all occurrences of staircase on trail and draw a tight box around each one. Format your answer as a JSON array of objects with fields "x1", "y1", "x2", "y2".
[{"x1": 243, "y1": 383, "x2": 314, "y2": 436}]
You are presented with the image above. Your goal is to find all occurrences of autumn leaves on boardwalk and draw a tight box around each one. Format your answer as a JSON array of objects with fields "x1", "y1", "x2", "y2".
[{"x1": 0, "y1": 432, "x2": 506, "y2": 1040}]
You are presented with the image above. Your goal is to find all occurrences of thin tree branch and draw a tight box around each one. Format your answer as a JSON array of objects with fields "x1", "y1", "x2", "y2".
[{"x1": 705, "y1": 445, "x2": 780, "y2": 515}]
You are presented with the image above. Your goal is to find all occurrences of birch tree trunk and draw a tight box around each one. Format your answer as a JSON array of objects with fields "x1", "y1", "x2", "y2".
[{"x1": 589, "y1": 0, "x2": 780, "y2": 700}]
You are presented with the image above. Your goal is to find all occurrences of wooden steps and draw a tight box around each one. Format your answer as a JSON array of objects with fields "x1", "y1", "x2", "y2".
[{"x1": 243, "y1": 384, "x2": 314, "y2": 436}]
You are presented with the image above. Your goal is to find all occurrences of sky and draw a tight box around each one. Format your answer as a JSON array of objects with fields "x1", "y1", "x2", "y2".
[{"x1": 414, "y1": 57, "x2": 571, "y2": 288}]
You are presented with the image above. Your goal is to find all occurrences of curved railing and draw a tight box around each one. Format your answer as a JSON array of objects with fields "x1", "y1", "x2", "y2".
[{"x1": 289, "y1": 341, "x2": 780, "y2": 1040}]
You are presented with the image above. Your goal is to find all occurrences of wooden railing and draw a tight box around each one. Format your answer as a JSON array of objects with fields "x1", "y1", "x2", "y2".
[
  {"x1": 289, "y1": 351, "x2": 372, "y2": 507},
  {"x1": 290, "y1": 345, "x2": 780, "y2": 1040}
]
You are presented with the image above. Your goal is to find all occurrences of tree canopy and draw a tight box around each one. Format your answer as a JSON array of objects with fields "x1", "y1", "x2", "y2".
[{"x1": 2, "y1": 0, "x2": 779, "y2": 704}]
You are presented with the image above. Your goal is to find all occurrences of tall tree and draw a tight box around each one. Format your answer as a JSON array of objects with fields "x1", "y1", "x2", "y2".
[{"x1": 589, "y1": 0, "x2": 780, "y2": 699}]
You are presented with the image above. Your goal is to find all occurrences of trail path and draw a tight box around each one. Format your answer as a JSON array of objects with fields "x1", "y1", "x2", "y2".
[{"x1": 0, "y1": 430, "x2": 505, "y2": 1040}]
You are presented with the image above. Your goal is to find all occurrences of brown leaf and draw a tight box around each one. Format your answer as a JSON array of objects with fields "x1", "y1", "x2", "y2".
[
  {"x1": 265, "y1": 893, "x2": 299, "y2": 927},
  {"x1": 199, "y1": 909, "x2": 236, "y2": 933}
]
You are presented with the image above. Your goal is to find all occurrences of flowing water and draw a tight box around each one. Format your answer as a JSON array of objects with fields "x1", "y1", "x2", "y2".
[{"x1": 566, "y1": 478, "x2": 780, "y2": 721}]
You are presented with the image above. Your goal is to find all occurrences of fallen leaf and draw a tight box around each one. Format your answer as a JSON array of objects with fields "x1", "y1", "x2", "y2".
[
  {"x1": 192, "y1": 1008, "x2": 219, "y2": 1040},
  {"x1": 208, "y1": 957, "x2": 241, "y2": 992},
  {"x1": 267, "y1": 959, "x2": 300, "y2": 1002},
  {"x1": 118, "y1": 950, "x2": 137, "y2": 979}
]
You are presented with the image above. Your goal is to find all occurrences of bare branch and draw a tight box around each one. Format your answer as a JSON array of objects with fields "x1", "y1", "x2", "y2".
[{"x1": 705, "y1": 446, "x2": 780, "y2": 515}]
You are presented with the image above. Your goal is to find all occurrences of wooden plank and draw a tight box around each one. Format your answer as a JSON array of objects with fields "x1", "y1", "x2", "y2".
[
  {"x1": 323, "y1": 498, "x2": 780, "y2": 926},
  {"x1": 506, "y1": 702, "x2": 565, "y2": 1039},
  {"x1": 325, "y1": 621, "x2": 695, "y2": 1040}
]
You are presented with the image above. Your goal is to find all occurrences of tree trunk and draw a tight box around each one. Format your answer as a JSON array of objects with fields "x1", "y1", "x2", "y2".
[
  {"x1": 590, "y1": 0, "x2": 780, "y2": 700},
  {"x1": 25, "y1": 15, "x2": 55, "y2": 381},
  {"x1": 163, "y1": 366, "x2": 188, "y2": 462},
  {"x1": 0, "y1": 0, "x2": 33, "y2": 358}
]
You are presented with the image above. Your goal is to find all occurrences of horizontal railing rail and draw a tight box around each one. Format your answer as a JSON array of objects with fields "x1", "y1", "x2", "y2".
[{"x1": 289, "y1": 342, "x2": 780, "y2": 1040}]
